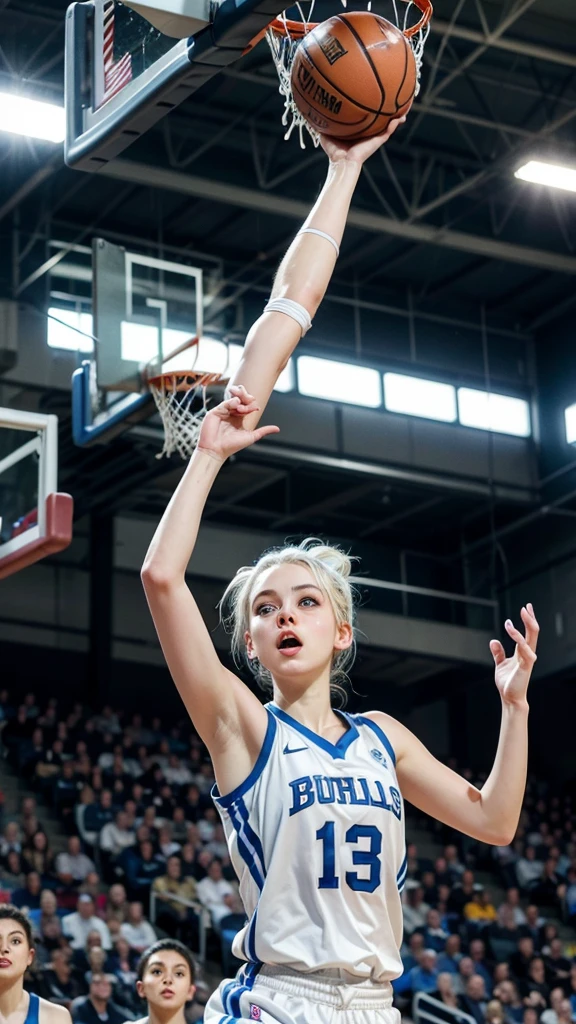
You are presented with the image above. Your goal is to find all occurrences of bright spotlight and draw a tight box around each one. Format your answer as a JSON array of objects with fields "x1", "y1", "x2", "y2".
[{"x1": 515, "y1": 160, "x2": 576, "y2": 194}]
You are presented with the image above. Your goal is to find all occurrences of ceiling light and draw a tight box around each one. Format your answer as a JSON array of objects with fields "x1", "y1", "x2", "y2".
[
  {"x1": 565, "y1": 404, "x2": 576, "y2": 445},
  {"x1": 515, "y1": 160, "x2": 576, "y2": 194},
  {"x1": 0, "y1": 93, "x2": 65, "y2": 143}
]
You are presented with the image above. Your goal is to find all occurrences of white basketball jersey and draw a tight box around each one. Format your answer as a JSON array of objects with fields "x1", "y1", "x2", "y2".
[{"x1": 212, "y1": 702, "x2": 406, "y2": 983}]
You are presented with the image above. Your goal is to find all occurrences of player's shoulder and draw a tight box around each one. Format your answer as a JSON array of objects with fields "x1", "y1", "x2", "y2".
[
  {"x1": 38, "y1": 997, "x2": 72, "y2": 1024},
  {"x1": 356, "y1": 709, "x2": 411, "y2": 762}
]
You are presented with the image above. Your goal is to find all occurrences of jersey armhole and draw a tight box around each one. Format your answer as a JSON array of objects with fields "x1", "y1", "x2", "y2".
[
  {"x1": 354, "y1": 714, "x2": 397, "y2": 767},
  {"x1": 211, "y1": 708, "x2": 277, "y2": 810}
]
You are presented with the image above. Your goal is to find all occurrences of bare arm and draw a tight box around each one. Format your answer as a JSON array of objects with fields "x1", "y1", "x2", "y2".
[
  {"x1": 142, "y1": 129, "x2": 404, "y2": 789},
  {"x1": 373, "y1": 605, "x2": 538, "y2": 845}
]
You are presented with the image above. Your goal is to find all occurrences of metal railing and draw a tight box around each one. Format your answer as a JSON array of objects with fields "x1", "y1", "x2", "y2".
[
  {"x1": 413, "y1": 992, "x2": 477, "y2": 1024},
  {"x1": 149, "y1": 888, "x2": 211, "y2": 963}
]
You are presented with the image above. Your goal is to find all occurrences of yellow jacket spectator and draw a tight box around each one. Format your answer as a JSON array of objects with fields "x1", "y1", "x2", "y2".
[{"x1": 464, "y1": 887, "x2": 498, "y2": 923}]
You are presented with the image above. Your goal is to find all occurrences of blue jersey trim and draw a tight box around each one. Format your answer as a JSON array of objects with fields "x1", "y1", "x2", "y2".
[
  {"x1": 25, "y1": 995, "x2": 40, "y2": 1024},
  {"x1": 224, "y1": 962, "x2": 261, "y2": 1017},
  {"x1": 267, "y1": 703, "x2": 359, "y2": 760},
  {"x1": 397, "y1": 852, "x2": 408, "y2": 892},
  {"x1": 354, "y1": 715, "x2": 397, "y2": 767},
  {"x1": 212, "y1": 709, "x2": 277, "y2": 809},
  {"x1": 228, "y1": 798, "x2": 266, "y2": 891}
]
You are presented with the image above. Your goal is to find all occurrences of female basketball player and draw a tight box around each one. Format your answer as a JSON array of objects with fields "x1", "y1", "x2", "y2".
[
  {"x1": 0, "y1": 905, "x2": 71, "y2": 1024},
  {"x1": 127, "y1": 939, "x2": 196, "y2": 1024},
  {"x1": 141, "y1": 132, "x2": 540, "y2": 1024}
]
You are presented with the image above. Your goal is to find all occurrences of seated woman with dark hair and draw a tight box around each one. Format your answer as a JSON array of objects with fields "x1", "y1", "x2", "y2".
[
  {"x1": 0, "y1": 903, "x2": 71, "y2": 1024},
  {"x1": 22, "y1": 832, "x2": 54, "y2": 882}
]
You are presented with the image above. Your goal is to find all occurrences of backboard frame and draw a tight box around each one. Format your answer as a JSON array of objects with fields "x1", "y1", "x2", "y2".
[
  {"x1": 0, "y1": 410, "x2": 73, "y2": 580},
  {"x1": 65, "y1": 0, "x2": 288, "y2": 171}
]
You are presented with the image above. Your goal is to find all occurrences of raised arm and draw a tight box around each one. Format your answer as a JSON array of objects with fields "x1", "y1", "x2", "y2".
[
  {"x1": 373, "y1": 605, "x2": 539, "y2": 845},
  {"x1": 142, "y1": 128, "x2": 404, "y2": 793}
]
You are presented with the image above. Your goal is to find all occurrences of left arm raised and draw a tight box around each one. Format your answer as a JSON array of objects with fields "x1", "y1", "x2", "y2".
[{"x1": 372, "y1": 604, "x2": 539, "y2": 846}]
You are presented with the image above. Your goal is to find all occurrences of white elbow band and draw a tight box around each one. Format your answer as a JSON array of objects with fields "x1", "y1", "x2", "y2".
[
  {"x1": 264, "y1": 297, "x2": 312, "y2": 336},
  {"x1": 298, "y1": 227, "x2": 340, "y2": 258}
]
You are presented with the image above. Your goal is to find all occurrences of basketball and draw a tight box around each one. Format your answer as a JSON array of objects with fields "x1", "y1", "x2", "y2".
[{"x1": 290, "y1": 11, "x2": 417, "y2": 140}]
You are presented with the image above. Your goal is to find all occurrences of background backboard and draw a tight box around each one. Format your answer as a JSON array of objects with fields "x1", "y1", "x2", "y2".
[{"x1": 0, "y1": 411, "x2": 73, "y2": 580}]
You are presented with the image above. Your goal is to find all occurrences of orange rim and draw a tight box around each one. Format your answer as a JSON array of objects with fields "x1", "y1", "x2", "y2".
[
  {"x1": 245, "y1": 0, "x2": 433, "y2": 50},
  {"x1": 148, "y1": 370, "x2": 226, "y2": 393}
]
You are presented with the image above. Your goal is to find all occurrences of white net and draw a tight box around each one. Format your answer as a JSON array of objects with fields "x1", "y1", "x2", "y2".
[
  {"x1": 266, "y1": 0, "x2": 431, "y2": 148},
  {"x1": 149, "y1": 372, "x2": 223, "y2": 459}
]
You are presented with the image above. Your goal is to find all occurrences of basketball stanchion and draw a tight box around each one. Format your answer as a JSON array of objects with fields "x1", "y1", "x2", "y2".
[{"x1": 246, "y1": 0, "x2": 432, "y2": 147}]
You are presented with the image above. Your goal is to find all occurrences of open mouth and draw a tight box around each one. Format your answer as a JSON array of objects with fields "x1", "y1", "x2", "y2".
[{"x1": 277, "y1": 632, "x2": 302, "y2": 650}]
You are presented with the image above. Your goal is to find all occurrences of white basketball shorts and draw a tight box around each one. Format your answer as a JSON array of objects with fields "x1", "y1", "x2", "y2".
[{"x1": 204, "y1": 963, "x2": 402, "y2": 1024}]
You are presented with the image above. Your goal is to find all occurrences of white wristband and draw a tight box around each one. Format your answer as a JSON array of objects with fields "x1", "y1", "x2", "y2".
[
  {"x1": 264, "y1": 297, "x2": 312, "y2": 336},
  {"x1": 298, "y1": 227, "x2": 340, "y2": 257}
]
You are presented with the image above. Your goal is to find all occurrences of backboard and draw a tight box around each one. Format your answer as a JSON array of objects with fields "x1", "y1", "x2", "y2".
[
  {"x1": 65, "y1": 0, "x2": 288, "y2": 171},
  {"x1": 0, "y1": 411, "x2": 73, "y2": 580}
]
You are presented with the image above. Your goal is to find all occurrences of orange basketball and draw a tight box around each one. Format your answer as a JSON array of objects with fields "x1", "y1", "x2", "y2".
[{"x1": 290, "y1": 11, "x2": 417, "y2": 140}]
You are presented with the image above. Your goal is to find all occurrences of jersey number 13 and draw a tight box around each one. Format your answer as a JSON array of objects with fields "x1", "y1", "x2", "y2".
[{"x1": 316, "y1": 821, "x2": 382, "y2": 892}]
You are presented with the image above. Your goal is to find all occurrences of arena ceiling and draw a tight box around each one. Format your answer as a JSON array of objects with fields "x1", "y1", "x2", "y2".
[{"x1": 0, "y1": 0, "x2": 575, "y2": 697}]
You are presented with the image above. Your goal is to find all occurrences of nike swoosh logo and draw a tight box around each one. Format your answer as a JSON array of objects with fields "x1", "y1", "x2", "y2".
[{"x1": 283, "y1": 744, "x2": 308, "y2": 755}]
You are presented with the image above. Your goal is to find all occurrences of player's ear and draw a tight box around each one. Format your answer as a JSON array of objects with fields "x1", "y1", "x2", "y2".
[
  {"x1": 136, "y1": 980, "x2": 145, "y2": 998},
  {"x1": 245, "y1": 631, "x2": 256, "y2": 659},
  {"x1": 334, "y1": 621, "x2": 353, "y2": 651},
  {"x1": 188, "y1": 983, "x2": 196, "y2": 1001}
]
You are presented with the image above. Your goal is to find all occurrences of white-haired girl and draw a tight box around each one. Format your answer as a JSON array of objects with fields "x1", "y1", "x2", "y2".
[{"x1": 141, "y1": 130, "x2": 539, "y2": 1024}]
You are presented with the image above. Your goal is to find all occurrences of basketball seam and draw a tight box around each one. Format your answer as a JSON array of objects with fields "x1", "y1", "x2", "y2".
[
  {"x1": 334, "y1": 14, "x2": 386, "y2": 111},
  {"x1": 299, "y1": 27, "x2": 413, "y2": 119},
  {"x1": 393, "y1": 33, "x2": 413, "y2": 110},
  {"x1": 298, "y1": 43, "x2": 384, "y2": 119}
]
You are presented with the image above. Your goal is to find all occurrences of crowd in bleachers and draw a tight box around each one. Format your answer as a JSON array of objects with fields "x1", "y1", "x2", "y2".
[
  {"x1": 0, "y1": 688, "x2": 574, "y2": 1024},
  {"x1": 0, "y1": 689, "x2": 245, "y2": 1022},
  {"x1": 396, "y1": 771, "x2": 576, "y2": 1024}
]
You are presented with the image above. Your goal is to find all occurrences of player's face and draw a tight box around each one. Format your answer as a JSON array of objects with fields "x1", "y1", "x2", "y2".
[
  {"x1": 137, "y1": 951, "x2": 195, "y2": 1010},
  {"x1": 246, "y1": 563, "x2": 352, "y2": 685},
  {"x1": 0, "y1": 923, "x2": 34, "y2": 981}
]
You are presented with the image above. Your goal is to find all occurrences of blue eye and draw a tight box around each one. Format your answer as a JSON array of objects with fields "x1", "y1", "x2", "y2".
[
  {"x1": 256, "y1": 603, "x2": 275, "y2": 616},
  {"x1": 300, "y1": 596, "x2": 317, "y2": 607}
]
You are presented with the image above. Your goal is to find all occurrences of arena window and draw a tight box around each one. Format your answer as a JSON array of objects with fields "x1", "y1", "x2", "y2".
[
  {"x1": 298, "y1": 355, "x2": 381, "y2": 408},
  {"x1": 458, "y1": 387, "x2": 531, "y2": 437},
  {"x1": 0, "y1": 92, "x2": 65, "y2": 143},
  {"x1": 47, "y1": 307, "x2": 94, "y2": 353},
  {"x1": 565, "y1": 403, "x2": 576, "y2": 445},
  {"x1": 383, "y1": 372, "x2": 457, "y2": 423}
]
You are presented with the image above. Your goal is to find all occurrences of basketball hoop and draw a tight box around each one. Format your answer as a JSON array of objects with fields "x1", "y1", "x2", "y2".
[
  {"x1": 250, "y1": 0, "x2": 432, "y2": 148},
  {"x1": 146, "y1": 337, "x2": 229, "y2": 459}
]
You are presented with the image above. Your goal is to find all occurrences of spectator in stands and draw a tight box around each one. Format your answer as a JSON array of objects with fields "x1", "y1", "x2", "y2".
[
  {"x1": 11, "y1": 870, "x2": 42, "y2": 911},
  {"x1": 567, "y1": 964, "x2": 576, "y2": 1015},
  {"x1": 152, "y1": 856, "x2": 199, "y2": 941},
  {"x1": 443, "y1": 845, "x2": 465, "y2": 883},
  {"x1": 22, "y1": 831, "x2": 53, "y2": 879},
  {"x1": 71, "y1": 973, "x2": 126, "y2": 1024},
  {"x1": 521, "y1": 956, "x2": 550, "y2": 1008},
  {"x1": 403, "y1": 883, "x2": 431, "y2": 935},
  {"x1": 543, "y1": 938, "x2": 571, "y2": 988},
  {"x1": 541, "y1": 986, "x2": 567, "y2": 1024},
  {"x1": 448, "y1": 870, "x2": 476, "y2": 917},
  {"x1": 0, "y1": 851, "x2": 24, "y2": 890},
  {"x1": 494, "y1": 964, "x2": 511, "y2": 986},
  {"x1": 157, "y1": 824, "x2": 180, "y2": 859},
  {"x1": 516, "y1": 847, "x2": 544, "y2": 893},
  {"x1": 417, "y1": 909, "x2": 449, "y2": 953},
  {"x1": 534, "y1": 861, "x2": 565, "y2": 907},
  {"x1": 53, "y1": 761, "x2": 81, "y2": 821},
  {"x1": 119, "y1": 901, "x2": 156, "y2": 953},
  {"x1": 499, "y1": 888, "x2": 527, "y2": 927},
  {"x1": 99, "y1": 810, "x2": 136, "y2": 859},
  {"x1": 453, "y1": 957, "x2": 476, "y2": 997},
  {"x1": 408, "y1": 949, "x2": 440, "y2": 995},
  {"x1": 557, "y1": 1001, "x2": 576, "y2": 1024},
  {"x1": 63, "y1": 894, "x2": 112, "y2": 950},
  {"x1": 196, "y1": 807, "x2": 218, "y2": 844},
  {"x1": 492, "y1": 905, "x2": 523, "y2": 948},
  {"x1": 437, "y1": 934, "x2": 462, "y2": 975},
  {"x1": 431, "y1": 972, "x2": 467, "y2": 1023},
  {"x1": 42, "y1": 948, "x2": 83, "y2": 1009},
  {"x1": 196, "y1": 859, "x2": 236, "y2": 932},
  {"x1": 521, "y1": 905, "x2": 545, "y2": 949},
  {"x1": 486, "y1": 1000, "x2": 506, "y2": 1024},
  {"x1": 105, "y1": 884, "x2": 129, "y2": 926},
  {"x1": 468, "y1": 938, "x2": 493, "y2": 995},
  {"x1": 509, "y1": 936, "x2": 536, "y2": 982},
  {"x1": 55, "y1": 836, "x2": 96, "y2": 886},
  {"x1": 35, "y1": 889, "x2": 63, "y2": 942},
  {"x1": 78, "y1": 872, "x2": 107, "y2": 917},
  {"x1": 121, "y1": 839, "x2": 164, "y2": 903},
  {"x1": 464, "y1": 886, "x2": 498, "y2": 929},
  {"x1": 461, "y1": 975, "x2": 489, "y2": 1024},
  {"x1": 494, "y1": 980, "x2": 524, "y2": 1024},
  {"x1": 83, "y1": 790, "x2": 114, "y2": 835},
  {"x1": 0, "y1": 821, "x2": 21, "y2": 859},
  {"x1": 401, "y1": 932, "x2": 425, "y2": 972}
]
